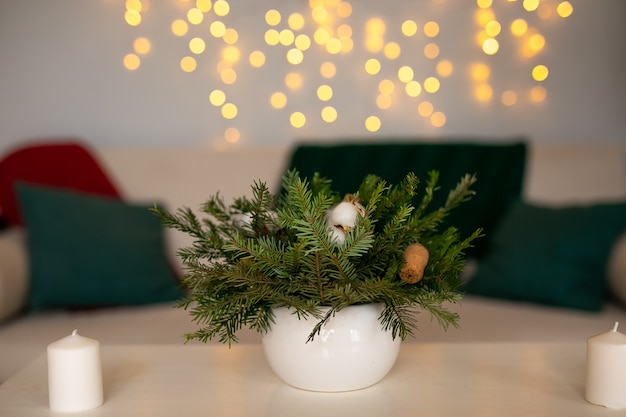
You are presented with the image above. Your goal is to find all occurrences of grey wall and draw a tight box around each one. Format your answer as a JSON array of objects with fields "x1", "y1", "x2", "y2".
[{"x1": 1, "y1": 0, "x2": 624, "y2": 153}]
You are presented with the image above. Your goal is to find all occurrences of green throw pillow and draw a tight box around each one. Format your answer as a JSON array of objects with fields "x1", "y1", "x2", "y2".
[
  {"x1": 465, "y1": 200, "x2": 626, "y2": 311},
  {"x1": 17, "y1": 183, "x2": 184, "y2": 310}
]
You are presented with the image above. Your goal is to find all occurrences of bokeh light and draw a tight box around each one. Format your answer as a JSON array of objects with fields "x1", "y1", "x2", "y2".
[
  {"x1": 180, "y1": 56, "x2": 197, "y2": 72},
  {"x1": 133, "y1": 37, "x2": 151, "y2": 55},
  {"x1": 270, "y1": 92, "x2": 287, "y2": 109},
  {"x1": 365, "y1": 116, "x2": 381, "y2": 132},
  {"x1": 123, "y1": 53, "x2": 140, "y2": 70},
  {"x1": 321, "y1": 106, "x2": 338, "y2": 123},
  {"x1": 290, "y1": 112, "x2": 306, "y2": 128}
]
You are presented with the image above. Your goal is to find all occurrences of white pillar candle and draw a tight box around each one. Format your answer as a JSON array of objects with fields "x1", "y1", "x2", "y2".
[
  {"x1": 585, "y1": 322, "x2": 626, "y2": 409},
  {"x1": 47, "y1": 329, "x2": 104, "y2": 412}
]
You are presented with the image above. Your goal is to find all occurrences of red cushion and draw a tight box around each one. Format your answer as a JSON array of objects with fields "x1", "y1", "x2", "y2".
[{"x1": 0, "y1": 140, "x2": 122, "y2": 226}]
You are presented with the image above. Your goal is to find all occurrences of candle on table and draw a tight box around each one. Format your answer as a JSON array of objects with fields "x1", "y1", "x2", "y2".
[
  {"x1": 47, "y1": 329, "x2": 104, "y2": 412},
  {"x1": 585, "y1": 321, "x2": 626, "y2": 409}
]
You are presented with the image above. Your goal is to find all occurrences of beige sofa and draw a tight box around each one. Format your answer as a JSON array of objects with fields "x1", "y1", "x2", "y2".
[{"x1": 1, "y1": 141, "x2": 625, "y2": 383}]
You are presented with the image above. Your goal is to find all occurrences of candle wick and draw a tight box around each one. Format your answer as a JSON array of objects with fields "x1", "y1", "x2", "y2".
[
  {"x1": 72, "y1": 329, "x2": 78, "y2": 336},
  {"x1": 613, "y1": 322, "x2": 619, "y2": 332}
]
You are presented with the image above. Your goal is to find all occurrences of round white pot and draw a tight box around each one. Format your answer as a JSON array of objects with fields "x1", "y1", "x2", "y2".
[{"x1": 262, "y1": 303, "x2": 401, "y2": 392}]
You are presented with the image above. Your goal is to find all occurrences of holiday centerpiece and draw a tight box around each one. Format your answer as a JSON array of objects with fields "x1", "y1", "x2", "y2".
[{"x1": 152, "y1": 170, "x2": 481, "y2": 391}]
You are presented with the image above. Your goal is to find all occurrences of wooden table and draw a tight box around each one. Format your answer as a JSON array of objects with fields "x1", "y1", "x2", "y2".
[{"x1": 0, "y1": 343, "x2": 614, "y2": 416}]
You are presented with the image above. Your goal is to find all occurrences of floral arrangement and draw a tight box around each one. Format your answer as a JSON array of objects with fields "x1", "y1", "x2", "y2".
[{"x1": 152, "y1": 170, "x2": 481, "y2": 344}]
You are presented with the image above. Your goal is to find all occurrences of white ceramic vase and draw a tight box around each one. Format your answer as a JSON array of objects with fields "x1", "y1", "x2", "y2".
[{"x1": 261, "y1": 303, "x2": 401, "y2": 392}]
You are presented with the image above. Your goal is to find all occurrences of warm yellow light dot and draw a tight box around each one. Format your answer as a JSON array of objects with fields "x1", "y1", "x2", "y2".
[
  {"x1": 180, "y1": 56, "x2": 197, "y2": 72},
  {"x1": 401, "y1": 20, "x2": 418, "y2": 37},
  {"x1": 286, "y1": 48, "x2": 304, "y2": 65},
  {"x1": 187, "y1": 8, "x2": 204, "y2": 25},
  {"x1": 265, "y1": 9, "x2": 281, "y2": 26},
  {"x1": 476, "y1": 0, "x2": 493, "y2": 8},
  {"x1": 376, "y1": 94, "x2": 392, "y2": 110},
  {"x1": 295, "y1": 34, "x2": 311, "y2": 51},
  {"x1": 224, "y1": 127, "x2": 240, "y2": 144},
  {"x1": 366, "y1": 18, "x2": 386, "y2": 35},
  {"x1": 528, "y1": 33, "x2": 545, "y2": 51},
  {"x1": 501, "y1": 90, "x2": 518, "y2": 106},
  {"x1": 423, "y1": 21, "x2": 439, "y2": 38},
  {"x1": 557, "y1": 1, "x2": 573, "y2": 18},
  {"x1": 209, "y1": 89, "x2": 226, "y2": 106},
  {"x1": 378, "y1": 79, "x2": 395, "y2": 95},
  {"x1": 532, "y1": 64, "x2": 549, "y2": 81},
  {"x1": 321, "y1": 106, "x2": 337, "y2": 123},
  {"x1": 474, "y1": 8, "x2": 495, "y2": 27},
  {"x1": 249, "y1": 50, "x2": 266, "y2": 68},
  {"x1": 265, "y1": 29, "x2": 280, "y2": 46},
  {"x1": 325, "y1": 38, "x2": 341, "y2": 54},
  {"x1": 364, "y1": 58, "x2": 381, "y2": 75},
  {"x1": 317, "y1": 85, "x2": 333, "y2": 101},
  {"x1": 314, "y1": 28, "x2": 331, "y2": 45},
  {"x1": 220, "y1": 68, "x2": 237, "y2": 84},
  {"x1": 124, "y1": 10, "x2": 142, "y2": 26},
  {"x1": 384, "y1": 42, "x2": 401, "y2": 60},
  {"x1": 133, "y1": 37, "x2": 151, "y2": 55},
  {"x1": 126, "y1": 0, "x2": 142, "y2": 12},
  {"x1": 529, "y1": 85, "x2": 547, "y2": 103},
  {"x1": 398, "y1": 66, "x2": 414, "y2": 83},
  {"x1": 196, "y1": 0, "x2": 212, "y2": 13},
  {"x1": 213, "y1": 0, "x2": 230, "y2": 16},
  {"x1": 285, "y1": 72, "x2": 303, "y2": 90},
  {"x1": 475, "y1": 31, "x2": 489, "y2": 48},
  {"x1": 470, "y1": 62, "x2": 490, "y2": 82},
  {"x1": 290, "y1": 112, "x2": 306, "y2": 128},
  {"x1": 222, "y1": 46, "x2": 240, "y2": 63},
  {"x1": 216, "y1": 60, "x2": 230, "y2": 73},
  {"x1": 189, "y1": 37, "x2": 206, "y2": 54},
  {"x1": 311, "y1": 7, "x2": 328, "y2": 24},
  {"x1": 537, "y1": 4, "x2": 553, "y2": 20},
  {"x1": 365, "y1": 116, "x2": 381, "y2": 133},
  {"x1": 320, "y1": 62, "x2": 336, "y2": 79},
  {"x1": 270, "y1": 92, "x2": 287, "y2": 109},
  {"x1": 424, "y1": 43, "x2": 440, "y2": 59},
  {"x1": 423, "y1": 77, "x2": 440, "y2": 93},
  {"x1": 474, "y1": 84, "x2": 493, "y2": 102},
  {"x1": 523, "y1": 0, "x2": 539, "y2": 12},
  {"x1": 485, "y1": 20, "x2": 501, "y2": 37},
  {"x1": 436, "y1": 60, "x2": 454, "y2": 77},
  {"x1": 365, "y1": 36, "x2": 384, "y2": 53},
  {"x1": 418, "y1": 101, "x2": 433, "y2": 117},
  {"x1": 337, "y1": 24, "x2": 352, "y2": 39},
  {"x1": 210, "y1": 21, "x2": 226, "y2": 38},
  {"x1": 482, "y1": 38, "x2": 499, "y2": 55},
  {"x1": 431, "y1": 111, "x2": 446, "y2": 128},
  {"x1": 223, "y1": 28, "x2": 238, "y2": 45},
  {"x1": 510, "y1": 19, "x2": 528, "y2": 36},
  {"x1": 123, "y1": 53, "x2": 140, "y2": 70},
  {"x1": 221, "y1": 103, "x2": 238, "y2": 119},
  {"x1": 279, "y1": 29, "x2": 295, "y2": 46},
  {"x1": 340, "y1": 38, "x2": 354, "y2": 53},
  {"x1": 405, "y1": 81, "x2": 422, "y2": 97},
  {"x1": 171, "y1": 19, "x2": 189, "y2": 36},
  {"x1": 337, "y1": 1, "x2": 352, "y2": 18},
  {"x1": 288, "y1": 13, "x2": 305, "y2": 30}
]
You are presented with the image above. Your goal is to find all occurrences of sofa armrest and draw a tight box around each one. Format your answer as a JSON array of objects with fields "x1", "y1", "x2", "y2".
[{"x1": 0, "y1": 228, "x2": 29, "y2": 322}]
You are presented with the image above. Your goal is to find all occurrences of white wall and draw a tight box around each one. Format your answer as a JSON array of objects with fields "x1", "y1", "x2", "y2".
[{"x1": 0, "y1": 0, "x2": 624, "y2": 154}]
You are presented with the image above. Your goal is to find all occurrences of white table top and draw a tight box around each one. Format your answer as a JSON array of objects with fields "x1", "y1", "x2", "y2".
[{"x1": 0, "y1": 342, "x2": 615, "y2": 416}]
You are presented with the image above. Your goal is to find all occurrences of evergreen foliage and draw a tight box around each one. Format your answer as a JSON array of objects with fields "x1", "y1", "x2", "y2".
[{"x1": 152, "y1": 170, "x2": 481, "y2": 344}]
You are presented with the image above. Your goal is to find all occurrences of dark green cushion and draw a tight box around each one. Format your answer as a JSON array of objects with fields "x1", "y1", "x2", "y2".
[
  {"x1": 17, "y1": 183, "x2": 184, "y2": 310},
  {"x1": 465, "y1": 200, "x2": 626, "y2": 311},
  {"x1": 287, "y1": 141, "x2": 527, "y2": 258}
]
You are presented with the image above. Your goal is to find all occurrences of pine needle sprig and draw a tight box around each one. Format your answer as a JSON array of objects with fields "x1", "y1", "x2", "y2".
[{"x1": 153, "y1": 169, "x2": 480, "y2": 344}]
